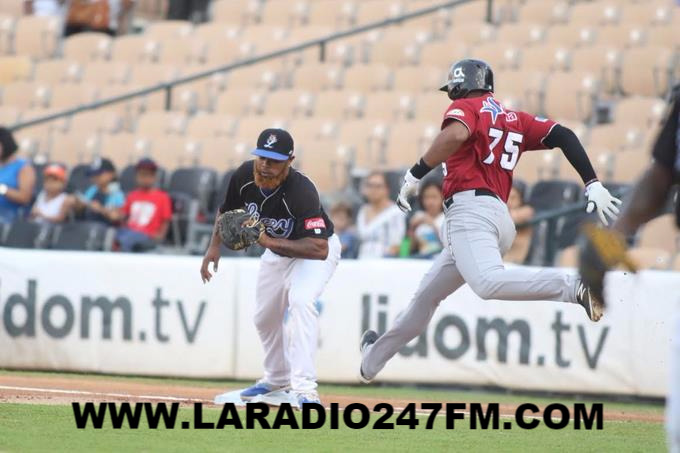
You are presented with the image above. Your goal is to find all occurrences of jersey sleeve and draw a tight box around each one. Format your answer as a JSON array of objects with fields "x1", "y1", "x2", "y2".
[
  {"x1": 218, "y1": 162, "x2": 250, "y2": 213},
  {"x1": 519, "y1": 112, "x2": 558, "y2": 151},
  {"x1": 441, "y1": 100, "x2": 477, "y2": 134},
  {"x1": 290, "y1": 177, "x2": 330, "y2": 239},
  {"x1": 651, "y1": 95, "x2": 679, "y2": 171}
]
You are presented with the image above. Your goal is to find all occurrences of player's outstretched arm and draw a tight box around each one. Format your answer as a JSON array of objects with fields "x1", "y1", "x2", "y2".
[
  {"x1": 258, "y1": 235, "x2": 329, "y2": 260},
  {"x1": 543, "y1": 124, "x2": 621, "y2": 225},
  {"x1": 396, "y1": 120, "x2": 470, "y2": 212}
]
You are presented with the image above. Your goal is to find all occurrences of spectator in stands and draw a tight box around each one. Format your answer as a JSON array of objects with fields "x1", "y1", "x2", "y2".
[
  {"x1": 65, "y1": 0, "x2": 135, "y2": 36},
  {"x1": 115, "y1": 158, "x2": 172, "y2": 252},
  {"x1": 0, "y1": 127, "x2": 36, "y2": 224},
  {"x1": 30, "y1": 163, "x2": 73, "y2": 224},
  {"x1": 356, "y1": 171, "x2": 406, "y2": 258},
  {"x1": 330, "y1": 201, "x2": 359, "y2": 259},
  {"x1": 73, "y1": 157, "x2": 125, "y2": 225},
  {"x1": 23, "y1": 0, "x2": 69, "y2": 18},
  {"x1": 167, "y1": 0, "x2": 209, "y2": 22},
  {"x1": 408, "y1": 180, "x2": 446, "y2": 258},
  {"x1": 504, "y1": 182, "x2": 534, "y2": 264}
]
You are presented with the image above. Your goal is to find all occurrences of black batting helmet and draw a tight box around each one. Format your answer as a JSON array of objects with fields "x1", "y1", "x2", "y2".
[{"x1": 439, "y1": 59, "x2": 494, "y2": 101}]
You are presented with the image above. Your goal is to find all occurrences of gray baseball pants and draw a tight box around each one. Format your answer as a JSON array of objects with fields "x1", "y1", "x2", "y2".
[{"x1": 361, "y1": 190, "x2": 580, "y2": 379}]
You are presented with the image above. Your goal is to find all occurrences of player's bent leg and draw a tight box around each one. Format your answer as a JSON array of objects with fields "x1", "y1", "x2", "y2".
[
  {"x1": 253, "y1": 250, "x2": 292, "y2": 388},
  {"x1": 286, "y1": 235, "x2": 341, "y2": 398},
  {"x1": 361, "y1": 249, "x2": 465, "y2": 381},
  {"x1": 668, "y1": 314, "x2": 680, "y2": 453}
]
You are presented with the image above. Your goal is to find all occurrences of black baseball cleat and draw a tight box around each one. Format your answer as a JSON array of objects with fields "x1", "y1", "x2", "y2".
[
  {"x1": 576, "y1": 282, "x2": 604, "y2": 322},
  {"x1": 359, "y1": 330, "x2": 379, "y2": 384}
]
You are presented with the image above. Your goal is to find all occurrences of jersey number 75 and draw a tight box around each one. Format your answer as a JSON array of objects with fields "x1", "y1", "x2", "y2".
[{"x1": 483, "y1": 127, "x2": 523, "y2": 171}]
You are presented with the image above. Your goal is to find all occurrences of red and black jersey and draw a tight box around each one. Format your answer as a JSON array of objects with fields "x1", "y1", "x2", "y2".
[{"x1": 440, "y1": 95, "x2": 558, "y2": 202}]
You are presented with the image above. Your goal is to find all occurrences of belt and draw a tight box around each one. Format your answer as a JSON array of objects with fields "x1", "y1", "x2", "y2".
[{"x1": 443, "y1": 188, "x2": 499, "y2": 210}]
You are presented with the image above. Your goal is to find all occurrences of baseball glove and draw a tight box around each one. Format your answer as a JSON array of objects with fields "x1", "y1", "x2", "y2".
[
  {"x1": 578, "y1": 224, "x2": 638, "y2": 305},
  {"x1": 217, "y1": 209, "x2": 265, "y2": 250}
]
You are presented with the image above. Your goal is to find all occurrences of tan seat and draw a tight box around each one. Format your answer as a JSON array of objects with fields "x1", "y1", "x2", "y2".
[
  {"x1": 234, "y1": 116, "x2": 289, "y2": 143},
  {"x1": 569, "y1": 2, "x2": 621, "y2": 26},
  {"x1": 145, "y1": 20, "x2": 194, "y2": 39},
  {"x1": 495, "y1": 23, "x2": 547, "y2": 47},
  {"x1": 557, "y1": 245, "x2": 579, "y2": 268},
  {"x1": 187, "y1": 137, "x2": 235, "y2": 170},
  {"x1": 225, "y1": 64, "x2": 282, "y2": 90},
  {"x1": 63, "y1": 32, "x2": 112, "y2": 61},
  {"x1": 368, "y1": 36, "x2": 422, "y2": 66},
  {"x1": 585, "y1": 148, "x2": 615, "y2": 182},
  {"x1": 262, "y1": 90, "x2": 315, "y2": 117},
  {"x1": 341, "y1": 64, "x2": 393, "y2": 91},
  {"x1": 14, "y1": 16, "x2": 60, "y2": 58},
  {"x1": 259, "y1": 0, "x2": 309, "y2": 26},
  {"x1": 627, "y1": 247, "x2": 672, "y2": 270},
  {"x1": 0, "y1": 14, "x2": 15, "y2": 55},
  {"x1": 646, "y1": 25, "x2": 680, "y2": 48},
  {"x1": 146, "y1": 136, "x2": 197, "y2": 170},
  {"x1": 48, "y1": 132, "x2": 101, "y2": 166},
  {"x1": 307, "y1": 0, "x2": 356, "y2": 29},
  {"x1": 290, "y1": 63, "x2": 343, "y2": 90},
  {"x1": 620, "y1": 2, "x2": 675, "y2": 26},
  {"x1": 354, "y1": 0, "x2": 405, "y2": 26},
  {"x1": 215, "y1": 90, "x2": 265, "y2": 116},
  {"x1": 450, "y1": 1, "x2": 504, "y2": 24},
  {"x1": 493, "y1": 70, "x2": 545, "y2": 115},
  {"x1": 294, "y1": 139, "x2": 349, "y2": 192},
  {"x1": 392, "y1": 66, "x2": 447, "y2": 93},
  {"x1": 1, "y1": 81, "x2": 50, "y2": 109},
  {"x1": 413, "y1": 92, "x2": 449, "y2": 120},
  {"x1": 33, "y1": 60, "x2": 82, "y2": 84},
  {"x1": 211, "y1": 0, "x2": 261, "y2": 25},
  {"x1": 520, "y1": 44, "x2": 571, "y2": 72},
  {"x1": 156, "y1": 37, "x2": 207, "y2": 65},
  {"x1": 619, "y1": 46, "x2": 676, "y2": 97},
  {"x1": 68, "y1": 110, "x2": 124, "y2": 134},
  {"x1": 613, "y1": 96, "x2": 667, "y2": 128},
  {"x1": 588, "y1": 123, "x2": 645, "y2": 153},
  {"x1": 442, "y1": 23, "x2": 496, "y2": 47},
  {"x1": 545, "y1": 24, "x2": 597, "y2": 47},
  {"x1": 0, "y1": 105, "x2": 19, "y2": 125},
  {"x1": 517, "y1": 0, "x2": 570, "y2": 24},
  {"x1": 0, "y1": 55, "x2": 33, "y2": 84},
  {"x1": 186, "y1": 113, "x2": 238, "y2": 138},
  {"x1": 286, "y1": 26, "x2": 333, "y2": 45},
  {"x1": 99, "y1": 133, "x2": 152, "y2": 169},
  {"x1": 597, "y1": 24, "x2": 648, "y2": 48},
  {"x1": 81, "y1": 61, "x2": 132, "y2": 85},
  {"x1": 543, "y1": 72, "x2": 600, "y2": 122},
  {"x1": 194, "y1": 22, "x2": 241, "y2": 41},
  {"x1": 239, "y1": 25, "x2": 290, "y2": 53},
  {"x1": 514, "y1": 148, "x2": 561, "y2": 183},
  {"x1": 288, "y1": 118, "x2": 339, "y2": 143},
  {"x1": 312, "y1": 91, "x2": 364, "y2": 119},
  {"x1": 110, "y1": 35, "x2": 160, "y2": 63},
  {"x1": 609, "y1": 150, "x2": 650, "y2": 183},
  {"x1": 570, "y1": 46, "x2": 621, "y2": 94},
  {"x1": 384, "y1": 121, "x2": 438, "y2": 166},
  {"x1": 49, "y1": 83, "x2": 99, "y2": 110},
  {"x1": 203, "y1": 40, "x2": 255, "y2": 66},
  {"x1": 638, "y1": 214, "x2": 679, "y2": 252},
  {"x1": 337, "y1": 119, "x2": 389, "y2": 167},
  {"x1": 363, "y1": 91, "x2": 414, "y2": 121},
  {"x1": 470, "y1": 43, "x2": 520, "y2": 71},
  {"x1": 418, "y1": 42, "x2": 469, "y2": 67},
  {"x1": 136, "y1": 111, "x2": 188, "y2": 136},
  {"x1": 403, "y1": 0, "x2": 453, "y2": 37}
]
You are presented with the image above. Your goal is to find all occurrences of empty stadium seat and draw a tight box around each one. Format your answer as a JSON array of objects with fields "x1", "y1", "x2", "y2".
[
  {"x1": 49, "y1": 83, "x2": 99, "y2": 110},
  {"x1": 569, "y1": 46, "x2": 621, "y2": 94},
  {"x1": 517, "y1": 0, "x2": 571, "y2": 24},
  {"x1": 214, "y1": 90, "x2": 264, "y2": 116},
  {"x1": 14, "y1": 15, "x2": 60, "y2": 58},
  {"x1": 542, "y1": 72, "x2": 600, "y2": 122},
  {"x1": 290, "y1": 63, "x2": 343, "y2": 90},
  {"x1": 1, "y1": 81, "x2": 50, "y2": 109},
  {"x1": 362, "y1": 91, "x2": 414, "y2": 120},
  {"x1": 0, "y1": 55, "x2": 33, "y2": 84},
  {"x1": 496, "y1": 23, "x2": 547, "y2": 47},
  {"x1": 470, "y1": 43, "x2": 520, "y2": 71},
  {"x1": 62, "y1": 32, "x2": 112, "y2": 61},
  {"x1": 341, "y1": 64, "x2": 393, "y2": 91},
  {"x1": 145, "y1": 20, "x2": 194, "y2": 39},
  {"x1": 136, "y1": 111, "x2": 188, "y2": 136},
  {"x1": 186, "y1": 113, "x2": 237, "y2": 138},
  {"x1": 3, "y1": 219, "x2": 51, "y2": 248},
  {"x1": 49, "y1": 132, "x2": 100, "y2": 165},
  {"x1": 168, "y1": 167, "x2": 217, "y2": 212},
  {"x1": 157, "y1": 37, "x2": 207, "y2": 65},
  {"x1": 515, "y1": 149, "x2": 561, "y2": 184},
  {"x1": 613, "y1": 96, "x2": 667, "y2": 127},
  {"x1": 494, "y1": 70, "x2": 545, "y2": 115},
  {"x1": 619, "y1": 46, "x2": 677, "y2": 97},
  {"x1": 588, "y1": 123, "x2": 645, "y2": 152},
  {"x1": 225, "y1": 64, "x2": 282, "y2": 90},
  {"x1": 520, "y1": 45, "x2": 570, "y2": 72},
  {"x1": 392, "y1": 66, "x2": 446, "y2": 93},
  {"x1": 262, "y1": 90, "x2": 315, "y2": 117},
  {"x1": 259, "y1": 0, "x2": 309, "y2": 26},
  {"x1": 312, "y1": 90, "x2": 364, "y2": 119},
  {"x1": 569, "y1": 2, "x2": 621, "y2": 26},
  {"x1": 627, "y1": 247, "x2": 672, "y2": 270},
  {"x1": 418, "y1": 42, "x2": 469, "y2": 67},
  {"x1": 545, "y1": 24, "x2": 597, "y2": 47},
  {"x1": 383, "y1": 121, "x2": 438, "y2": 166},
  {"x1": 306, "y1": 0, "x2": 355, "y2": 28},
  {"x1": 354, "y1": 0, "x2": 405, "y2": 25},
  {"x1": 211, "y1": 0, "x2": 261, "y2": 25},
  {"x1": 110, "y1": 35, "x2": 160, "y2": 63},
  {"x1": 52, "y1": 222, "x2": 112, "y2": 251},
  {"x1": 637, "y1": 214, "x2": 679, "y2": 251}
]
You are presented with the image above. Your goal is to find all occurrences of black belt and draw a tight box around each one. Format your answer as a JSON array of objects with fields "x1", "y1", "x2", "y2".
[{"x1": 443, "y1": 188, "x2": 499, "y2": 210}]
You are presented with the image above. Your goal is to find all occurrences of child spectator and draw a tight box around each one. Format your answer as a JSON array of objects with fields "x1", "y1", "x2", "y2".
[
  {"x1": 115, "y1": 158, "x2": 172, "y2": 252},
  {"x1": 505, "y1": 182, "x2": 534, "y2": 264},
  {"x1": 73, "y1": 157, "x2": 125, "y2": 225},
  {"x1": 330, "y1": 201, "x2": 359, "y2": 259},
  {"x1": 30, "y1": 164, "x2": 72, "y2": 223},
  {"x1": 408, "y1": 180, "x2": 446, "y2": 258},
  {"x1": 356, "y1": 171, "x2": 406, "y2": 258}
]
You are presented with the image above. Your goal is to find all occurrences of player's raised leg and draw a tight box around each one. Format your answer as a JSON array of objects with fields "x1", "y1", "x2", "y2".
[
  {"x1": 360, "y1": 247, "x2": 465, "y2": 382},
  {"x1": 286, "y1": 235, "x2": 341, "y2": 404}
]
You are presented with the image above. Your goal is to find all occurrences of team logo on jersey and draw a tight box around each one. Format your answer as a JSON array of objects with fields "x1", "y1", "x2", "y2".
[
  {"x1": 304, "y1": 217, "x2": 326, "y2": 230},
  {"x1": 480, "y1": 97, "x2": 505, "y2": 124},
  {"x1": 246, "y1": 202, "x2": 294, "y2": 238},
  {"x1": 263, "y1": 134, "x2": 278, "y2": 149},
  {"x1": 506, "y1": 111, "x2": 517, "y2": 122}
]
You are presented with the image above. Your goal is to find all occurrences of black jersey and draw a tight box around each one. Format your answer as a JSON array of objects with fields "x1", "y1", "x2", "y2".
[
  {"x1": 219, "y1": 160, "x2": 334, "y2": 240},
  {"x1": 651, "y1": 84, "x2": 680, "y2": 226}
]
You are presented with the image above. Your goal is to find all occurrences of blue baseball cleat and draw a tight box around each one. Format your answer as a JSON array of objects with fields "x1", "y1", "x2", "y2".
[
  {"x1": 239, "y1": 380, "x2": 290, "y2": 401},
  {"x1": 296, "y1": 390, "x2": 322, "y2": 408}
]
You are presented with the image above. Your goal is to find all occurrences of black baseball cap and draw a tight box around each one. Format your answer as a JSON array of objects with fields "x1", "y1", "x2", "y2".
[
  {"x1": 87, "y1": 157, "x2": 116, "y2": 176},
  {"x1": 135, "y1": 157, "x2": 158, "y2": 172},
  {"x1": 252, "y1": 128, "x2": 294, "y2": 161}
]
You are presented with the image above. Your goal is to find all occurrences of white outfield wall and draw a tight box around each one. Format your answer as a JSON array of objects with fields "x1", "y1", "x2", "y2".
[{"x1": 1, "y1": 247, "x2": 678, "y2": 397}]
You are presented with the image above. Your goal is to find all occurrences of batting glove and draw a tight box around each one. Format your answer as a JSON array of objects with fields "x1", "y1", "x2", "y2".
[
  {"x1": 396, "y1": 170, "x2": 420, "y2": 213},
  {"x1": 585, "y1": 181, "x2": 622, "y2": 226}
]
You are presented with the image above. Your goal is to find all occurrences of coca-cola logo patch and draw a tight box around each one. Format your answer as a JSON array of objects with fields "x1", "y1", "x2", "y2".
[{"x1": 304, "y1": 217, "x2": 326, "y2": 230}]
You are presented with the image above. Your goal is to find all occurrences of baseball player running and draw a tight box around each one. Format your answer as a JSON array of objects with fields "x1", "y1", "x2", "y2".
[
  {"x1": 200, "y1": 128, "x2": 340, "y2": 406},
  {"x1": 359, "y1": 59, "x2": 621, "y2": 383},
  {"x1": 579, "y1": 84, "x2": 680, "y2": 453}
]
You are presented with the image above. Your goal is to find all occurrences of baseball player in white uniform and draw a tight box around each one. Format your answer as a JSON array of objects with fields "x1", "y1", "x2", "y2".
[{"x1": 201, "y1": 128, "x2": 340, "y2": 407}]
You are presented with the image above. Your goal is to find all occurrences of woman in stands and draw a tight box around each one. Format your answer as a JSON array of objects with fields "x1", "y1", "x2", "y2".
[{"x1": 0, "y1": 127, "x2": 36, "y2": 224}]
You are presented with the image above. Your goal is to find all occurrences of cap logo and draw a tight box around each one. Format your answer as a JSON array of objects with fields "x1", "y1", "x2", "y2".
[
  {"x1": 263, "y1": 134, "x2": 278, "y2": 149},
  {"x1": 453, "y1": 67, "x2": 464, "y2": 78}
]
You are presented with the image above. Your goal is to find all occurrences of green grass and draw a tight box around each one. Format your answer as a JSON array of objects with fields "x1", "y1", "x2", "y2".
[{"x1": 0, "y1": 403, "x2": 667, "y2": 453}]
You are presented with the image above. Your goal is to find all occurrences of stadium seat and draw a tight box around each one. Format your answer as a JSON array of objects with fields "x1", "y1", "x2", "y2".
[
  {"x1": 156, "y1": 37, "x2": 207, "y2": 65},
  {"x1": 595, "y1": 24, "x2": 647, "y2": 48},
  {"x1": 194, "y1": 22, "x2": 241, "y2": 43},
  {"x1": 495, "y1": 23, "x2": 547, "y2": 47},
  {"x1": 62, "y1": 32, "x2": 112, "y2": 61},
  {"x1": 545, "y1": 24, "x2": 597, "y2": 47},
  {"x1": 568, "y1": 2, "x2": 621, "y2": 26},
  {"x1": 49, "y1": 83, "x2": 99, "y2": 110},
  {"x1": 353, "y1": 0, "x2": 405, "y2": 26},
  {"x1": 306, "y1": 0, "x2": 355, "y2": 28},
  {"x1": 449, "y1": 0, "x2": 504, "y2": 24},
  {"x1": 588, "y1": 123, "x2": 645, "y2": 152},
  {"x1": 191, "y1": 137, "x2": 244, "y2": 170},
  {"x1": 14, "y1": 16, "x2": 61, "y2": 58},
  {"x1": 295, "y1": 140, "x2": 349, "y2": 192},
  {"x1": 413, "y1": 92, "x2": 449, "y2": 121},
  {"x1": 515, "y1": 149, "x2": 561, "y2": 184},
  {"x1": 214, "y1": 90, "x2": 264, "y2": 116},
  {"x1": 144, "y1": 20, "x2": 194, "y2": 39},
  {"x1": 168, "y1": 167, "x2": 218, "y2": 213},
  {"x1": 1, "y1": 81, "x2": 50, "y2": 109},
  {"x1": 619, "y1": 2, "x2": 675, "y2": 26},
  {"x1": 240, "y1": 25, "x2": 290, "y2": 53},
  {"x1": 234, "y1": 116, "x2": 289, "y2": 142},
  {"x1": 645, "y1": 25, "x2": 680, "y2": 48},
  {"x1": 79, "y1": 61, "x2": 132, "y2": 86},
  {"x1": 542, "y1": 72, "x2": 600, "y2": 122},
  {"x1": 362, "y1": 91, "x2": 414, "y2": 120},
  {"x1": 613, "y1": 96, "x2": 667, "y2": 127},
  {"x1": 569, "y1": 46, "x2": 621, "y2": 94},
  {"x1": 627, "y1": 247, "x2": 672, "y2": 270},
  {"x1": 33, "y1": 60, "x2": 82, "y2": 85},
  {"x1": 392, "y1": 66, "x2": 446, "y2": 93},
  {"x1": 99, "y1": 133, "x2": 152, "y2": 169},
  {"x1": 51, "y1": 222, "x2": 112, "y2": 251},
  {"x1": 609, "y1": 150, "x2": 651, "y2": 183},
  {"x1": 418, "y1": 42, "x2": 469, "y2": 67},
  {"x1": 337, "y1": 119, "x2": 389, "y2": 167},
  {"x1": 0, "y1": 55, "x2": 33, "y2": 84},
  {"x1": 441, "y1": 23, "x2": 496, "y2": 47},
  {"x1": 637, "y1": 214, "x2": 679, "y2": 252},
  {"x1": 674, "y1": 254, "x2": 680, "y2": 271},
  {"x1": 0, "y1": 105, "x2": 19, "y2": 125},
  {"x1": 49, "y1": 132, "x2": 100, "y2": 165},
  {"x1": 341, "y1": 64, "x2": 393, "y2": 91},
  {"x1": 3, "y1": 220, "x2": 51, "y2": 248},
  {"x1": 312, "y1": 90, "x2": 364, "y2": 119},
  {"x1": 225, "y1": 64, "x2": 282, "y2": 90},
  {"x1": 619, "y1": 46, "x2": 677, "y2": 97},
  {"x1": 261, "y1": 90, "x2": 315, "y2": 117},
  {"x1": 517, "y1": 0, "x2": 571, "y2": 24},
  {"x1": 259, "y1": 0, "x2": 309, "y2": 26},
  {"x1": 110, "y1": 35, "x2": 160, "y2": 63},
  {"x1": 290, "y1": 63, "x2": 343, "y2": 91},
  {"x1": 470, "y1": 43, "x2": 520, "y2": 71},
  {"x1": 494, "y1": 70, "x2": 545, "y2": 115},
  {"x1": 136, "y1": 111, "x2": 188, "y2": 136},
  {"x1": 186, "y1": 113, "x2": 237, "y2": 138},
  {"x1": 520, "y1": 45, "x2": 570, "y2": 72},
  {"x1": 66, "y1": 163, "x2": 94, "y2": 194},
  {"x1": 383, "y1": 121, "x2": 438, "y2": 166}
]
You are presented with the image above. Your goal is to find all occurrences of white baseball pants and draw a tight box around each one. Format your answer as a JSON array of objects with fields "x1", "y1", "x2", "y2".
[
  {"x1": 362, "y1": 190, "x2": 580, "y2": 379},
  {"x1": 668, "y1": 313, "x2": 680, "y2": 453},
  {"x1": 254, "y1": 234, "x2": 340, "y2": 392}
]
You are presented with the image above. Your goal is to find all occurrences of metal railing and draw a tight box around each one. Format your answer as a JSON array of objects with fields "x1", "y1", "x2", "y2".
[{"x1": 9, "y1": 0, "x2": 494, "y2": 132}]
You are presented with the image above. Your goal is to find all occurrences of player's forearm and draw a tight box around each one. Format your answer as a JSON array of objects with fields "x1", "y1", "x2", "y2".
[
  {"x1": 543, "y1": 125, "x2": 597, "y2": 186},
  {"x1": 260, "y1": 235, "x2": 328, "y2": 260},
  {"x1": 208, "y1": 214, "x2": 222, "y2": 250},
  {"x1": 613, "y1": 162, "x2": 673, "y2": 236}
]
